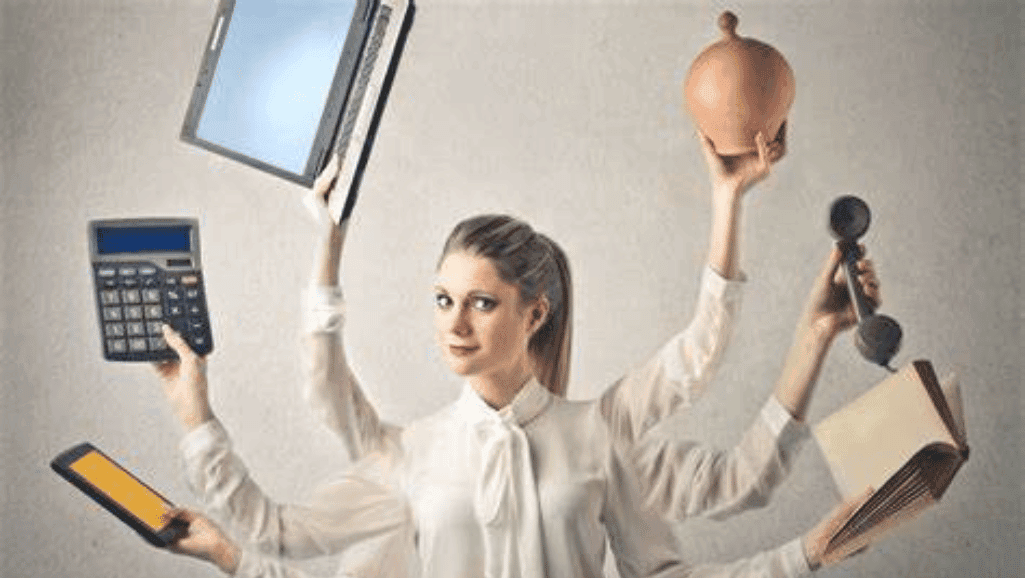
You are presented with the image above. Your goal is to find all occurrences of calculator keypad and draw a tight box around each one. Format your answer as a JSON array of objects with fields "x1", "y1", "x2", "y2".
[{"x1": 95, "y1": 263, "x2": 213, "y2": 361}]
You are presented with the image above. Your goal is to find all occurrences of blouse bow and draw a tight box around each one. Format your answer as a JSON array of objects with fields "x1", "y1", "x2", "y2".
[{"x1": 461, "y1": 379, "x2": 552, "y2": 578}]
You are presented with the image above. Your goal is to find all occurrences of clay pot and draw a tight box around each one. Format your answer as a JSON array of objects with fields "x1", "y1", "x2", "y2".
[{"x1": 684, "y1": 11, "x2": 795, "y2": 155}]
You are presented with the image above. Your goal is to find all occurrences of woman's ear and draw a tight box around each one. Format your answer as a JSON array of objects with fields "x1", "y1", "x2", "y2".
[{"x1": 527, "y1": 296, "x2": 550, "y2": 336}]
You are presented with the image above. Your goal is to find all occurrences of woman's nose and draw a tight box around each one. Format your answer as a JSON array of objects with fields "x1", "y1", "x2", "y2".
[{"x1": 449, "y1": 308, "x2": 472, "y2": 337}]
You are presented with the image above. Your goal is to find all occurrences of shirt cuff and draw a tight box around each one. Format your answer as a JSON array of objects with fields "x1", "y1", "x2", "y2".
[
  {"x1": 179, "y1": 419, "x2": 228, "y2": 463},
  {"x1": 230, "y1": 549, "x2": 260, "y2": 578},
  {"x1": 761, "y1": 396, "x2": 809, "y2": 449},
  {"x1": 780, "y1": 537, "x2": 814, "y2": 577},
  {"x1": 761, "y1": 395, "x2": 797, "y2": 436},
  {"x1": 700, "y1": 264, "x2": 746, "y2": 304},
  {"x1": 303, "y1": 285, "x2": 345, "y2": 333}
]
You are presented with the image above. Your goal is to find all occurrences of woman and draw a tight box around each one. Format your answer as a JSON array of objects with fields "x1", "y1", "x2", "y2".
[{"x1": 156, "y1": 131, "x2": 877, "y2": 577}]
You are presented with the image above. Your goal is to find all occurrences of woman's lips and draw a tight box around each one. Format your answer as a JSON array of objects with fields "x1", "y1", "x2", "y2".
[{"x1": 449, "y1": 345, "x2": 479, "y2": 356}]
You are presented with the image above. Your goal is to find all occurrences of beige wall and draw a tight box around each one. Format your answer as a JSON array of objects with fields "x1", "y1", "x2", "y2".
[{"x1": 1, "y1": 1, "x2": 1020, "y2": 577}]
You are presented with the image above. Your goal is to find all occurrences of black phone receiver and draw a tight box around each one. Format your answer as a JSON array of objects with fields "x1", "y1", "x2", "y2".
[{"x1": 828, "y1": 195, "x2": 903, "y2": 370}]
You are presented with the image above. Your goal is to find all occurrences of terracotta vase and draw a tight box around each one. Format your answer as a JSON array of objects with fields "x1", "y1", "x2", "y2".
[{"x1": 684, "y1": 11, "x2": 795, "y2": 155}]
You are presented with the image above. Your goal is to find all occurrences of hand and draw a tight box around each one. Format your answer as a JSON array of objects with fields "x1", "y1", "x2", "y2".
[
  {"x1": 164, "y1": 508, "x2": 241, "y2": 575},
  {"x1": 307, "y1": 153, "x2": 349, "y2": 286},
  {"x1": 153, "y1": 325, "x2": 213, "y2": 430},
  {"x1": 700, "y1": 122, "x2": 786, "y2": 199},
  {"x1": 802, "y1": 488, "x2": 874, "y2": 570},
  {"x1": 304, "y1": 152, "x2": 345, "y2": 236},
  {"x1": 801, "y1": 246, "x2": 881, "y2": 342}
]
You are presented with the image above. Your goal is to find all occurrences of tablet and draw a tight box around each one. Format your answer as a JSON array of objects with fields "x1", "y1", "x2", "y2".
[{"x1": 51, "y1": 443, "x2": 187, "y2": 547}]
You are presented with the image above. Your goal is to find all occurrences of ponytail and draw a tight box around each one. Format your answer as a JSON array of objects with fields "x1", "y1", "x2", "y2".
[{"x1": 530, "y1": 234, "x2": 572, "y2": 396}]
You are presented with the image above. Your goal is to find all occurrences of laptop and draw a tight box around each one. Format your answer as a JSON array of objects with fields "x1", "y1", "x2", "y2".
[{"x1": 180, "y1": 0, "x2": 413, "y2": 223}]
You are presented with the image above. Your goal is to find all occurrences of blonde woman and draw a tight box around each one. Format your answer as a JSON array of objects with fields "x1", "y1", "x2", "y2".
[{"x1": 156, "y1": 132, "x2": 877, "y2": 577}]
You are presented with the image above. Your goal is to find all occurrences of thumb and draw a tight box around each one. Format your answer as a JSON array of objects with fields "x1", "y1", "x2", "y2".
[
  {"x1": 754, "y1": 131, "x2": 770, "y2": 172},
  {"x1": 697, "y1": 131, "x2": 722, "y2": 168},
  {"x1": 162, "y1": 507, "x2": 193, "y2": 526},
  {"x1": 161, "y1": 324, "x2": 194, "y2": 360},
  {"x1": 815, "y1": 246, "x2": 844, "y2": 290}
]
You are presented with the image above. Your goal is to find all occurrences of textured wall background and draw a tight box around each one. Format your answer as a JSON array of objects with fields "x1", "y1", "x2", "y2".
[{"x1": 1, "y1": 1, "x2": 1020, "y2": 577}]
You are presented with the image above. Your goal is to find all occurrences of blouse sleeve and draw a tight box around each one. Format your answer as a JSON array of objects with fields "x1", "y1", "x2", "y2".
[
  {"x1": 599, "y1": 265, "x2": 744, "y2": 446},
  {"x1": 600, "y1": 441, "x2": 696, "y2": 578},
  {"x1": 629, "y1": 396, "x2": 808, "y2": 521},
  {"x1": 179, "y1": 420, "x2": 411, "y2": 568},
  {"x1": 683, "y1": 539, "x2": 812, "y2": 578},
  {"x1": 303, "y1": 286, "x2": 395, "y2": 460},
  {"x1": 602, "y1": 438, "x2": 812, "y2": 578},
  {"x1": 230, "y1": 526, "x2": 416, "y2": 578}
]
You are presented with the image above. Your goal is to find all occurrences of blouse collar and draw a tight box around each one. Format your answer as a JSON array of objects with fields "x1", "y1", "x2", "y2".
[{"x1": 457, "y1": 376, "x2": 552, "y2": 427}]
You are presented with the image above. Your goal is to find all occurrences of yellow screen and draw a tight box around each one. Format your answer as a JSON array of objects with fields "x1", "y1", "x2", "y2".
[{"x1": 69, "y1": 450, "x2": 170, "y2": 530}]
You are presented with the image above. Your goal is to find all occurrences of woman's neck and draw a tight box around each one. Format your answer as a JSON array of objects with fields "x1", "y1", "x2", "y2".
[{"x1": 468, "y1": 362, "x2": 535, "y2": 410}]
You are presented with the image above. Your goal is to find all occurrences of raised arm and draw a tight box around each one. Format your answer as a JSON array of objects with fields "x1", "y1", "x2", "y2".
[
  {"x1": 705, "y1": 124, "x2": 786, "y2": 280},
  {"x1": 154, "y1": 328, "x2": 410, "y2": 576},
  {"x1": 604, "y1": 430, "x2": 870, "y2": 578},
  {"x1": 622, "y1": 248, "x2": 881, "y2": 522},
  {"x1": 599, "y1": 128, "x2": 786, "y2": 446},
  {"x1": 302, "y1": 154, "x2": 391, "y2": 460},
  {"x1": 661, "y1": 491, "x2": 871, "y2": 578},
  {"x1": 173, "y1": 419, "x2": 410, "y2": 577}
]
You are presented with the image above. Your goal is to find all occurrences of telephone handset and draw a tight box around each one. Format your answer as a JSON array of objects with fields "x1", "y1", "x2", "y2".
[{"x1": 828, "y1": 195, "x2": 903, "y2": 370}]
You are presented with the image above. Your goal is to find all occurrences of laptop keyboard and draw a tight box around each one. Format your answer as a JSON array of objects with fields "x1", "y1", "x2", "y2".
[{"x1": 333, "y1": 3, "x2": 393, "y2": 161}]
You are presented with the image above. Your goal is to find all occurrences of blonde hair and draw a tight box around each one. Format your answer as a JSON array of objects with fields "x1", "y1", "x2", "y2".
[{"x1": 439, "y1": 215, "x2": 573, "y2": 396}]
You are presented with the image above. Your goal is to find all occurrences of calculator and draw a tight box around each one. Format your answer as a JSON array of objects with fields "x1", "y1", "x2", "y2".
[{"x1": 89, "y1": 218, "x2": 214, "y2": 361}]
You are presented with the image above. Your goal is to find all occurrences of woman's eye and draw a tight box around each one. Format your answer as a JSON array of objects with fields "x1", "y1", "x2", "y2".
[
  {"x1": 434, "y1": 293, "x2": 452, "y2": 309},
  {"x1": 472, "y1": 297, "x2": 497, "y2": 311}
]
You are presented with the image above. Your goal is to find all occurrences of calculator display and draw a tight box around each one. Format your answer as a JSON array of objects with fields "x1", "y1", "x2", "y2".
[
  {"x1": 95, "y1": 226, "x2": 192, "y2": 255},
  {"x1": 89, "y1": 218, "x2": 213, "y2": 362}
]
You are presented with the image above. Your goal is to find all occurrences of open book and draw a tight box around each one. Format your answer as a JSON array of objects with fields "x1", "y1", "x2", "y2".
[{"x1": 813, "y1": 359, "x2": 968, "y2": 564}]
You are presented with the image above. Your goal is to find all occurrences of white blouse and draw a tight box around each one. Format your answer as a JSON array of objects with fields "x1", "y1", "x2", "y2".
[{"x1": 180, "y1": 267, "x2": 813, "y2": 578}]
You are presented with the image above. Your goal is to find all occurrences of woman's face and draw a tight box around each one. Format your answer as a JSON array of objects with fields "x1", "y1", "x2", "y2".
[{"x1": 434, "y1": 251, "x2": 539, "y2": 384}]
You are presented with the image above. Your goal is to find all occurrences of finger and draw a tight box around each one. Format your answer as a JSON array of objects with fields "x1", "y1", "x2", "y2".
[
  {"x1": 854, "y1": 257, "x2": 880, "y2": 300},
  {"x1": 861, "y1": 280, "x2": 882, "y2": 308},
  {"x1": 827, "y1": 489, "x2": 872, "y2": 534},
  {"x1": 312, "y1": 154, "x2": 341, "y2": 201},
  {"x1": 831, "y1": 244, "x2": 868, "y2": 286},
  {"x1": 754, "y1": 131, "x2": 769, "y2": 170},
  {"x1": 303, "y1": 187, "x2": 335, "y2": 230},
  {"x1": 820, "y1": 246, "x2": 845, "y2": 287},
  {"x1": 161, "y1": 324, "x2": 194, "y2": 360},
  {"x1": 853, "y1": 257, "x2": 875, "y2": 274},
  {"x1": 318, "y1": 152, "x2": 340, "y2": 182},
  {"x1": 765, "y1": 122, "x2": 787, "y2": 165},
  {"x1": 162, "y1": 507, "x2": 192, "y2": 524},
  {"x1": 767, "y1": 125, "x2": 786, "y2": 163},
  {"x1": 697, "y1": 131, "x2": 723, "y2": 169},
  {"x1": 152, "y1": 359, "x2": 175, "y2": 376},
  {"x1": 746, "y1": 131, "x2": 770, "y2": 178},
  {"x1": 847, "y1": 487, "x2": 875, "y2": 512},
  {"x1": 773, "y1": 120, "x2": 787, "y2": 148},
  {"x1": 855, "y1": 260, "x2": 877, "y2": 284}
]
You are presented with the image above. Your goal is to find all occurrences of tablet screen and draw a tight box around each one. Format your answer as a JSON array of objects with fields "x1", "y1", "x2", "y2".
[
  {"x1": 186, "y1": 0, "x2": 363, "y2": 182},
  {"x1": 69, "y1": 450, "x2": 171, "y2": 531}
]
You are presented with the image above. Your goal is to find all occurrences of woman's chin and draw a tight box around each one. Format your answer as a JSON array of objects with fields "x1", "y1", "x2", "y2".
[{"x1": 443, "y1": 357, "x2": 476, "y2": 377}]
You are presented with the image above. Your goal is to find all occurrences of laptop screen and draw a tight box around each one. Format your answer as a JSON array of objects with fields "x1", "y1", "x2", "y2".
[{"x1": 182, "y1": 0, "x2": 375, "y2": 186}]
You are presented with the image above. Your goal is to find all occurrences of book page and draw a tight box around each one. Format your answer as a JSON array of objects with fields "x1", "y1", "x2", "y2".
[
  {"x1": 940, "y1": 371, "x2": 966, "y2": 439},
  {"x1": 814, "y1": 361, "x2": 957, "y2": 499},
  {"x1": 823, "y1": 490, "x2": 936, "y2": 565}
]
